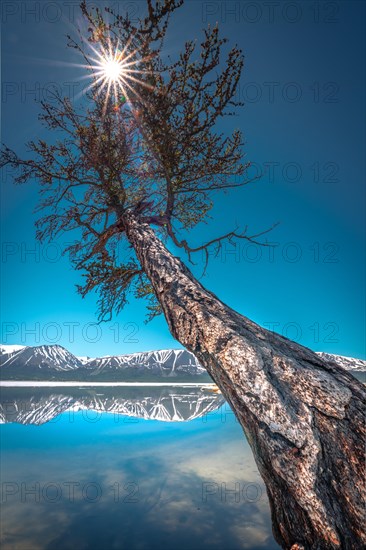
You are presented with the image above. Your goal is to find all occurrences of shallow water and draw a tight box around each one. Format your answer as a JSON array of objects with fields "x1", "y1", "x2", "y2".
[{"x1": 0, "y1": 386, "x2": 280, "y2": 550}]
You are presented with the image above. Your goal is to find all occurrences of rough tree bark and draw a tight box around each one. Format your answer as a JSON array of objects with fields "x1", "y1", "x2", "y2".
[{"x1": 123, "y1": 211, "x2": 365, "y2": 550}]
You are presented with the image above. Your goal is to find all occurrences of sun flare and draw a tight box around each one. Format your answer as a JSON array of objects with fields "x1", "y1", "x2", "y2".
[
  {"x1": 102, "y1": 57, "x2": 125, "y2": 82},
  {"x1": 80, "y1": 38, "x2": 154, "y2": 115}
]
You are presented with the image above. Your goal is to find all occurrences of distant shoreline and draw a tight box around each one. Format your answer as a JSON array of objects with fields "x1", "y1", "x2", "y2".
[{"x1": 0, "y1": 381, "x2": 216, "y2": 387}]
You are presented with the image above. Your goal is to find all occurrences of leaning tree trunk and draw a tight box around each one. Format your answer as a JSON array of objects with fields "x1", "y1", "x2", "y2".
[{"x1": 123, "y1": 211, "x2": 365, "y2": 550}]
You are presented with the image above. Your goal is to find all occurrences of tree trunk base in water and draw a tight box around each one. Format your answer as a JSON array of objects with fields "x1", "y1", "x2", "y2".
[{"x1": 124, "y1": 212, "x2": 366, "y2": 549}]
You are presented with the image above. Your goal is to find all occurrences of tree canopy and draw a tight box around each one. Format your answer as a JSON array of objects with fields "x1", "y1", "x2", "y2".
[{"x1": 1, "y1": 0, "x2": 273, "y2": 321}]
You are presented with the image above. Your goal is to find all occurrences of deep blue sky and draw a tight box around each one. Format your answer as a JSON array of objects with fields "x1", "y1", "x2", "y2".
[{"x1": 1, "y1": 1, "x2": 365, "y2": 358}]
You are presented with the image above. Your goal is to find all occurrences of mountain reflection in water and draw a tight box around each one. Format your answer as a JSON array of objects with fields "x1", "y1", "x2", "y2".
[
  {"x1": 0, "y1": 386, "x2": 225, "y2": 425},
  {"x1": 0, "y1": 385, "x2": 280, "y2": 550}
]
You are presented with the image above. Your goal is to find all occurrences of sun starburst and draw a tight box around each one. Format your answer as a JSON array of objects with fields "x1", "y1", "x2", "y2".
[
  {"x1": 102, "y1": 56, "x2": 124, "y2": 82},
  {"x1": 82, "y1": 38, "x2": 155, "y2": 115}
]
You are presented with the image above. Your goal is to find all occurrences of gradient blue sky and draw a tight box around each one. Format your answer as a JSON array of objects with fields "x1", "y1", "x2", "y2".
[{"x1": 1, "y1": 1, "x2": 365, "y2": 358}]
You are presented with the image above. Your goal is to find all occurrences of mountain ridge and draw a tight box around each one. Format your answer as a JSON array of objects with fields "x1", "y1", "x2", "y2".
[
  {"x1": 0, "y1": 344, "x2": 210, "y2": 381},
  {"x1": 1, "y1": 344, "x2": 365, "y2": 382}
]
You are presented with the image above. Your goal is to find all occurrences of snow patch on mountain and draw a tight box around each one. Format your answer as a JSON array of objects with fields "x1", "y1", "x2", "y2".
[
  {"x1": 0, "y1": 344, "x2": 26, "y2": 355},
  {"x1": 77, "y1": 356, "x2": 95, "y2": 364},
  {"x1": 316, "y1": 352, "x2": 366, "y2": 372}
]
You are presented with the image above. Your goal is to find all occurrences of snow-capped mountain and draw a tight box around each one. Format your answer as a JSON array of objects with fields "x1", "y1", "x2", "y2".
[
  {"x1": 0, "y1": 387, "x2": 224, "y2": 425},
  {"x1": 316, "y1": 352, "x2": 366, "y2": 372},
  {"x1": 0, "y1": 343, "x2": 364, "y2": 381},
  {"x1": 0, "y1": 345, "x2": 210, "y2": 381},
  {"x1": 0, "y1": 344, "x2": 82, "y2": 371},
  {"x1": 85, "y1": 349, "x2": 205, "y2": 376}
]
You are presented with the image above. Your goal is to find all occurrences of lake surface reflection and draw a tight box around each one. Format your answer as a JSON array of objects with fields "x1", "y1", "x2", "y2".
[{"x1": 0, "y1": 386, "x2": 280, "y2": 550}]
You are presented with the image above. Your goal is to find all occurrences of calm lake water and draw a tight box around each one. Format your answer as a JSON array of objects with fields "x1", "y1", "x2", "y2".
[{"x1": 0, "y1": 386, "x2": 280, "y2": 550}]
